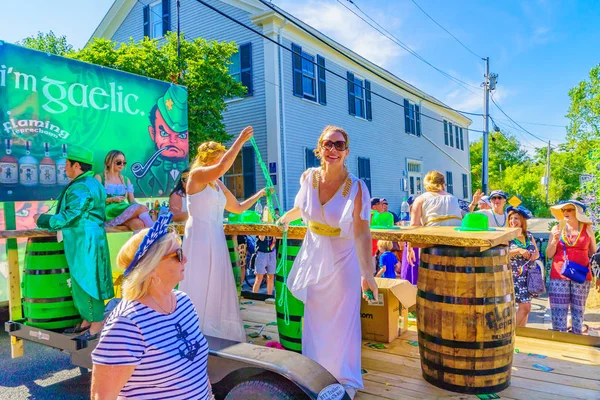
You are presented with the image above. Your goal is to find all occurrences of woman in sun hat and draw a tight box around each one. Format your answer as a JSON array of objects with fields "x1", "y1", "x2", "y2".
[
  {"x1": 507, "y1": 205, "x2": 539, "y2": 327},
  {"x1": 545, "y1": 200, "x2": 597, "y2": 334}
]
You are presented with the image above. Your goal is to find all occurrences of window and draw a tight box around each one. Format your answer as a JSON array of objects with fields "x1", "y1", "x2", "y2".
[
  {"x1": 444, "y1": 121, "x2": 449, "y2": 146},
  {"x1": 229, "y1": 43, "x2": 253, "y2": 96},
  {"x1": 347, "y1": 72, "x2": 372, "y2": 120},
  {"x1": 446, "y1": 171, "x2": 454, "y2": 194},
  {"x1": 459, "y1": 128, "x2": 465, "y2": 150},
  {"x1": 305, "y1": 148, "x2": 320, "y2": 169},
  {"x1": 404, "y1": 99, "x2": 421, "y2": 136},
  {"x1": 143, "y1": 0, "x2": 170, "y2": 39},
  {"x1": 292, "y1": 44, "x2": 326, "y2": 104},
  {"x1": 358, "y1": 157, "x2": 372, "y2": 194},
  {"x1": 448, "y1": 122, "x2": 454, "y2": 147},
  {"x1": 455, "y1": 125, "x2": 460, "y2": 149},
  {"x1": 224, "y1": 146, "x2": 255, "y2": 199},
  {"x1": 462, "y1": 173, "x2": 469, "y2": 199},
  {"x1": 407, "y1": 160, "x2": 422, "y2": 196}
]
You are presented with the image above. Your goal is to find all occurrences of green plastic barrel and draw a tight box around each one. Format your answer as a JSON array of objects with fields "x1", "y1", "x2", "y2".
[
  {"x1": 22, "y1": 237, "x2": 82, "y2": 330},
  {"x1": 275, "y1": 238, "x2": 305, "y2": 353},
  {"x1": 226, "y1": 235, "x2": 241, "y2": 295}
]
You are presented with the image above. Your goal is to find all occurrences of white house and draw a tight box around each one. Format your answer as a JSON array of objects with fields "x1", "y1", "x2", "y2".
[{"x1": 91, "y1": 0, "x2": 473, "y2": 212}]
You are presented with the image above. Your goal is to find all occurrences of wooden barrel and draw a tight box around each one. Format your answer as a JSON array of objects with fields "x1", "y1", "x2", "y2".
[
  {"x1": 226, "y1": 235, "x2": 241, "y2": 295},
  {"x1": 416, "y1": 245, "x2": 515, "y2": 394},
  {"x1": 275, "y1": 239, "x2": 305, "y2": 353},
  {"x1": 22, "y1": 237, "x2": 82, "y2": 330}
]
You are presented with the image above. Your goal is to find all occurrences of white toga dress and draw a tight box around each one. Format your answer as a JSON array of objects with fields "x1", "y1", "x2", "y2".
[
  {"x1": 179, "y1": 184, "x2": 246, "y2": 343},
  {"x1": 288, "y1": 168, "x2": 371, "y2": 390}
]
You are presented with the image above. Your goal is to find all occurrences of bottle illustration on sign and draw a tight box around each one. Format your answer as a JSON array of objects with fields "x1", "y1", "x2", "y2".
[
  {"x1": 18, "y1": 141, "x2": 39, "y2": 187},
  {"x1": 0, "y1": 139, "x2": 18, "y2": 186},
  {"x1": 56, "y1": 144, "x2": 69, "y2": 185},
  {"x1": 39, "y1": 142, "x2": 57, "y2": 186}
]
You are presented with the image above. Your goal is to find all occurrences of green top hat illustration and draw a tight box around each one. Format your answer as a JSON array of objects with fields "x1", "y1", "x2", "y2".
[
  {"x1": 157, "y1": 85, "x2": 188, "y2": 133},
  {"x1": 454, "y1": 213, "x2": 496, "y2": 232}
]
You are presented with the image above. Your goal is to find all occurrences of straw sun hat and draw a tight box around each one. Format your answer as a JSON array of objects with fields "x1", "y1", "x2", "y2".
[{"x1": 550, "y1": 200, "x2": 592, "y2": 224}]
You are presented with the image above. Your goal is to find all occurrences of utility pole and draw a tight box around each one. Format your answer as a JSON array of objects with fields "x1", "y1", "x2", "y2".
[
  {"x1": 177, "y1": 0, "x2": 182, "y2": 83},
  {"x1": 545, "y1": 140, "x2": 551, "y2": 204},
  {"x1": 481, "y1": 58, "x2": 497, "y2": 195}
]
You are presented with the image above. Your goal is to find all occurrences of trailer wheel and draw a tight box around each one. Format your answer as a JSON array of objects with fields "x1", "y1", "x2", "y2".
[{"x1": 225, "y1": 374, "x2": 306, "y2": 400}]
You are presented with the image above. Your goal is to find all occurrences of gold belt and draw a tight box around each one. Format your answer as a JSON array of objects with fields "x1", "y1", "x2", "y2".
[
  {"x1": 308, "y1": 221, "x2": 341, "y2": 237},
  {"x1": 424, "y1": 215, "x2": 461, "y2": 226}
]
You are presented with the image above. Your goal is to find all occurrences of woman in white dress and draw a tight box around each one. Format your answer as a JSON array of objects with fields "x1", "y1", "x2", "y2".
[
  {"x1": 410, "y1": 170, "x2": 464, "y2": 227},
  {"x1": 180, "y1": 126, "x2": 267, "y2": 342},
  {"x1": 277, "y1": 126, "x2": 378, "y2": 399}
]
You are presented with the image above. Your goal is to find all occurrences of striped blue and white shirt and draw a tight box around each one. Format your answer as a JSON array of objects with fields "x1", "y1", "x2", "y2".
[{"x1": 92, "y1": 291, "x2": 210, "y2": 399}]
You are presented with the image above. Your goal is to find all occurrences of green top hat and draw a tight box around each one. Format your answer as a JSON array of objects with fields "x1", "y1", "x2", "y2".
[
  {"x1": 454, "y1": 213, "x2": 496, "y2": 232},
  {"x1": 371, "y1": 211, "x2": 400, "y2": 230},
  {"x1": 228, "y1": 213, "x2": 241, "y2": 223},
  {"x1": 67, "y1": 145, "x2": 94, "y2": 166},
  {"x1": 241, "y1": 210, "x2": 261, "y2": 223},
  {"x1": 156, "y1": 85, "x2": 188, "y2": 133}
]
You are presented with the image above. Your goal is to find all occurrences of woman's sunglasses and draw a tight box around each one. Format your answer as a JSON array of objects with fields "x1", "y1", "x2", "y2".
[
  {"x1": 490, "y1": 196, "x2": 504, "y2": 201},
  {"x1": 321, "y1": 140, "x2": 347, "y2": 151},
  {"x1": 162, "y1": 248, "x2": 183, "y2": 262},
  {"x1": 115, "y1": 160, "x2": 127, "y2": 166},
  {"x1": 561, "y1": 208, "x2": 576, "y2": 213}
]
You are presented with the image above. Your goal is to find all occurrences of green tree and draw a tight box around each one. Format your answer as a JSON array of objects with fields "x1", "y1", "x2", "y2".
[
  {"x1": 20, "y1": 32, "x2": 245, "y2": 157},
  {"x1": 566, "y1": 64, "x2": 600, "y2": 142},
  {"x1": 17, "y1": 31, "x2": 73, "y2": 56}
]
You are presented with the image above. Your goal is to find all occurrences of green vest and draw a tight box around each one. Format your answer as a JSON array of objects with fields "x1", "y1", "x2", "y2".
[{"x1": 37, "y1": 171, "x2": 114, "y2": 301}]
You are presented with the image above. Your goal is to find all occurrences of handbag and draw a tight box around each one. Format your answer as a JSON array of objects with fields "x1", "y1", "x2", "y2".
[
  {"x1": 559, "y1": 237, "x2": 589, "y2": 284},
  {"x1": 527, "y1": 259, "x2": 546, "y2": 295}
]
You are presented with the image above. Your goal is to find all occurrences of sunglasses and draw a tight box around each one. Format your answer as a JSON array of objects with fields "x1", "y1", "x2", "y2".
[
  {"x1": 382, "y1": 202, "x2": 388, "y2": 206},
  {"x1": 561, "y1": 208, "x2": 576, "y2": 213},
  {"x1": 490, "y1": 196, "x2": 504, "y2": 200},
  {"x1": 162, "y1": 248, "x2": 183, "y2": 262},
  {"x1": 115, "y1": 160, "x2": 127, "y2": 166},
  {"x1": 321, "y1": 140, "x2": 348, "y2": 151}
]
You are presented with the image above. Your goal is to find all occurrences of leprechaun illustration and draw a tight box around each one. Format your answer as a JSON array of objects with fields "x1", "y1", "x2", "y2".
[{"x1": 133, "y1": 85, "x2": 189, "y2": 197}]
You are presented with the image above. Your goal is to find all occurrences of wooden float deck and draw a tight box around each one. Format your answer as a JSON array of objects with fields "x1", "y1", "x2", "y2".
[{"x1": 240, "y1": 299, "x2": 600, "y2": 400}]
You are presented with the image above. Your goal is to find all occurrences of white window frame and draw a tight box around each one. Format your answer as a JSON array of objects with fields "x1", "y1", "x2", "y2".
[
  {"x1": 301, "y1": 51, "x2": 317, "y2": 101},
  {"x1": 407, "y1": 159, "x2": 422, "y2": 196},
  {"x1": 354, "y1": 77, "x2": 366, "y2": 119}
]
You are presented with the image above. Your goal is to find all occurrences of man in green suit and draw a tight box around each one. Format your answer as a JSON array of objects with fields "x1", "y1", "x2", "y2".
[
  {"x1": 134, "y1": 85, "x2": 189, "y2": 197},
  {"x1": 34, "y1": 145, "x2": 113, "y2": 339}
]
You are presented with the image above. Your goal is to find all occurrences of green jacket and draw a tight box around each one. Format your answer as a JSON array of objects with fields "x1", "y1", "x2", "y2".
[
  {"x1": 136, "y1": 157, "x2": 186, "y2": 197},
  {"x1": 37, "y1": 171, "x2": 114, "y2": 301}
]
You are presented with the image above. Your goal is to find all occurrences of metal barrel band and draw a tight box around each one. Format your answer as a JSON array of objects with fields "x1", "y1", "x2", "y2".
[
  {"x1": 276, "y1": 311, "x2": 302, "y2": 322},
  {"x1": 27, "y1": 250, "x2": 66, "y2": 256},
  {"x1": 23, "y1": 296, "x2": 74, "y2": 304},
  {"x1": 422, "y1": 374, "x2": 511, "y2": 395},
  {"x1": 421, "y1": 357, "x2": 512, "y2": 377},
  {"x1": 419, "y1": 262, "x2": 509, "y2": 274},
  {"x1": 24, "y1": 268, "x2": 70, "y2": 275},
  {"x1": 26, "y1": 315, "x2": 81, "y2": 324},
  {"x1": 418, "y1": 330, "x2": 512, "y2": 350},
  {"x1": 417, "y1": 290, "x2": 513, "y2": 306}
]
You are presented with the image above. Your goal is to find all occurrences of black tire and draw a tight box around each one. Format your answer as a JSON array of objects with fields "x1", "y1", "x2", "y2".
[{"x1": 225, "y1": 375, "x2": 307, "y2": 400}]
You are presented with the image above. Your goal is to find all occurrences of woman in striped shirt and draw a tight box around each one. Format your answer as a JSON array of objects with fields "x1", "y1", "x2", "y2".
[{"x1": 91, "y1": 215, "x2": 213, "y2": 399}]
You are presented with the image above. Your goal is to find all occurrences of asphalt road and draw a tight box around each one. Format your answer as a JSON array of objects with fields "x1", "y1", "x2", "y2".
[{"x1": 0, "y1": 308, "x2": 90, "y2": 400}]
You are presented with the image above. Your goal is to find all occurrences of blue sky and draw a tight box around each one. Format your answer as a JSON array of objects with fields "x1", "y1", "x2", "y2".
[{"x1": 2, "y1": 0, "x2": 598, "y2": 151}]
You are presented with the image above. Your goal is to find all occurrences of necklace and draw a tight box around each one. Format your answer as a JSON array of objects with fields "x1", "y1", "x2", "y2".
[
  {"x1": 513, "y1": 235, "x2": 530, "y2": 249},
  {"x1": 561, "y1": 223, "x2": 582, "y2": 247},
  {"x1": 149, "y1": 293, "x2": 174, "y2": 315},
  {"x1": 492, "y1": 210, "x2": 506, "y2": 227}
]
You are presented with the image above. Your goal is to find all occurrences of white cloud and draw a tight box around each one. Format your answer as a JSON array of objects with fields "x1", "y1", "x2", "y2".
[{"x1": 274, "y1": 0, "x2": 405, "y2": 69}]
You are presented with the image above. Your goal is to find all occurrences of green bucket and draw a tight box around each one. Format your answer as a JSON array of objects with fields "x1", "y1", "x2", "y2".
[
  {"x1": 22, "y1": 237, "x2": 82, "y2": 330},
  {"x1": 226, "y1": 235, "x2": 241, "y2": 295},
  {"x1": 275, "y1": 238, "x2": 305, "y2": 353}
]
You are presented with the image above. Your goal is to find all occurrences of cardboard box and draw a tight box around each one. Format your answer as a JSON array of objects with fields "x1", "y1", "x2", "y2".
[{"x1": 360, "y1": 278, "x2": 418, "y2": 343}]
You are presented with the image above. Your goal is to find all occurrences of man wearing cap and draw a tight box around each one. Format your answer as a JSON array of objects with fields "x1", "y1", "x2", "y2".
[
  {"x1": 33, "y1": 145, "x2": 113, "y2": 340},
  {"x1": 380, "y1": 198, "x2": 400, "y2": 224},
  {"x1": 471, "y1": 189, "x2": 508, "y2": 227},
  {"x1": 135, "y1": 85, "x2": 189, "y2": 197}
]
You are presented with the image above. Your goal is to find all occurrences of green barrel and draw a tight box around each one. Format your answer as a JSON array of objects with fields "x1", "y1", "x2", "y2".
[
  {"x1": 275, "y1": 239, "x2": 305, "y2": 353},
  {"x1": 226, "y1": 235, "x2": 241, "y2": 295},
  {"x1": 22, "y1": 237, "x2": 82, "y2": 330}
]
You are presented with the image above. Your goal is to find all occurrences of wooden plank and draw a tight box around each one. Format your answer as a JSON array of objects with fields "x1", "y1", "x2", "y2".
[{"x1": 4, "y1": 202, "x2": 23, "y2": 358}]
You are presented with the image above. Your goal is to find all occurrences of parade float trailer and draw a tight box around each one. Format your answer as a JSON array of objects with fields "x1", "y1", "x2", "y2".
[{"x1": 4, "y1": 225, "x2": 599, "y2": 399}]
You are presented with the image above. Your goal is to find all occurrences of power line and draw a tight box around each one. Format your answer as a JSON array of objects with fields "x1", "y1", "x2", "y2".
[
  {"x1": 490, "y1": 95, "x2": 549, "y2": 145},
  {"x1": 409, "y1": 0, "x2": 484, "y2": 60},
  {"x1": 257, "y1": 0, "x2": 484, "y2": 117},
  {"x1": 194, "y1": 0, "x2": 487, "y2": 134},
  {"x1": 337, "y1": 0, "x2": 480, "y2": 94},
  {"x1": 492, "y1": 117, "x2": 566, "y2": 129}
]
